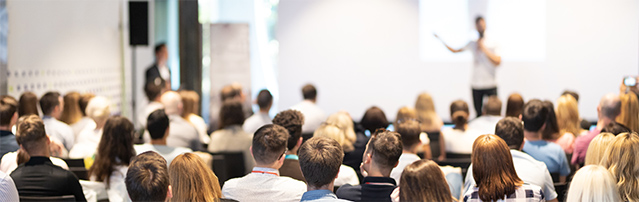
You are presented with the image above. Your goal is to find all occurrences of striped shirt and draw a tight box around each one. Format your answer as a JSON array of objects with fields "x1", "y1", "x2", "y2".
[{"x1": 463, "y1": 183, "x2": 545, "y2": 202}]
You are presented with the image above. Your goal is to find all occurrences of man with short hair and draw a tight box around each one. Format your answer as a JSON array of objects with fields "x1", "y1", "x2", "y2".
[
  {"x1": 145, "y1": 43, "x2": 171, "y2": 89},
  {"x1": 291, "y1": 84, "x2": 326, "y2": 134},
  {"x1": 468, "y1": 95, "x2": 503, "y2": 134},
  {"x1": 160, "y1": 91, "x2": 202, "y2": 151},
  {"x1": 521, "y1": 100, "x2": 570, "y2": 182},
  {"x1": 572, "y1": 93, "x2": 621, "y2": 166},
  {"x1": 274, "y1": 109, "x2": 306, "y2": 182},
  {"x1": 10, "y1": 115, "x2": 86, "y2": 201},
  {"x1": 0, "y1": 95, "x2": 20, "y2": 160},
  {"x1": 135, "y1": 109, "x2": 192, "y2": 165},
  {"x1": 222, "y1": 124, "x2": 306, "y2": 202},
  {"x1": 299, "y1": 137, "x2": 350, "y2": 202},
  {"x1": 389, "y1": 120, "x2": 421, "y2": 183},
  {"x1": 243, "y1": 89, "x2": 273, "y2": 134},
  {"x1": 40, "y1": 92, "x2": 74, "y2": 151},
  {"x1": 125, "y1": 151, "x2": 172, "y2": 202},
  {"x1": 464, "y1": 117, "x2": 558, "y2": 202},
  {"x1": 336, "y1": 130, "x2": 402, "y2": 202},
  {"x1": 139, "y1": 78, "x2": 166, "y2": 128}
]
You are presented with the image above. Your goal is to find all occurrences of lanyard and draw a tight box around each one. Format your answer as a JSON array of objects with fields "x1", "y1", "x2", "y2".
[{"x1": 252, "y1": 170, "x2": 279, "y2": 176}]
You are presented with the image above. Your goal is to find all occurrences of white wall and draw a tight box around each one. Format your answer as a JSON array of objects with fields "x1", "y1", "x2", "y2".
[{"x1": 277, "y1": 0, "x2": 638, "y2": 121}]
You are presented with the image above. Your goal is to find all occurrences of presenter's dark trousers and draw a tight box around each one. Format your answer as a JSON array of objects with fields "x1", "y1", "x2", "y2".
[{"x1": 472, "y1": 87, "x2": 497, "y2": 117}]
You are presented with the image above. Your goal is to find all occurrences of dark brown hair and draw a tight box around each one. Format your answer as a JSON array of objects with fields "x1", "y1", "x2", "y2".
[
  {"x1": 18, "y1": 92, "x2": 39, "y2": 117},
  {"x1": 396, "y1": 119, "x2": 421, "y2": 148},
  {"x1": 505, "y1": 93, "x2": 524, "y2": 117},
  {"x1": 542, "y1": 100, "x2": 560, "y2": 140},
  {"x1": 302, "y1": 84, "x2": 317, "y2": 100},
  {"x1": 218, "y1": 99, "x2": 245, "y2": 129},
  {"x1": 90, "y1": 116, "x2": 136, "y2": 187},
  {"x1": 472, "y1": 134, "x2": 523, "y2": 201},
  {"x1": 252, "y1": 124, "x2": 289, "y2": 165},
  {"x1": 257, "y1": 89, "x2": 273, "y2": 109},
  {"x1": 273, "y1": 110, "x2": 304, "y2": 150},
  {"x1": 125, "y1": 151, "x2": 170, "y2": 202},
  {"x1": 0, "y1": 95, "x2": 18, "y2": 126},
  {"x1": 495, "y1": 117, "x2": 524, "y2": 150},
  {"x1": 299, "y1": 137, "x2": 344, "y2": 188},
  {"x1": 144, "y1": 79, "x2": 166, "y2": 101},
  {"x1": 15, "y1": 115, "x2": 47, "y2": 153},
  {"x1": 366, "y1": 130, "x2": 403, "y2": 170},
  {"x1": 39, "y1": 91, "x2": 60, "y2": 115},
  {"x1": 484, "y1": 96, "x2": 502, "y2": 116},
  {"x1": 522, "y1": 99, "x2": 548, "y2": 132},
  {"x1": 360, "y1": 106, "x2": 389, "y2": 132},
  {"x1": 450, "y1": 100, "x2": 469, "y2": 128},
  {"x1": 79, "y1": 93, "x2": 95, "y2": 116},
  {"x1": 399, "y1": 159, "x2": 453, "y2": 202}
]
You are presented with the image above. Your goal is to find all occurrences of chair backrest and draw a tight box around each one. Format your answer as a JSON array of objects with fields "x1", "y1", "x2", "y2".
[
  {"x1": 63, "y1": 158, "x2": 89, "y2": 180},
  {"x1": 210, "y1": 152, "x2": 245, "y2": 186},
  {"x1": 427, "y1": 132, "x2": 442, "y2": 158},
  {"x1": 554, "y1": 182, "x2": 569, "y2": 202},
  {"x1": 550, "y1": 173, "x2": 560, "y2": 183},
  {"x1": 446, "y1": 153, "x2": 472, "y2": 159},
  {"x1": 20, "y1": 195, "x2": 75, "y2": 202},
  {"x1": 63, "y1": 158, "x2": 84, "y2": 168}
]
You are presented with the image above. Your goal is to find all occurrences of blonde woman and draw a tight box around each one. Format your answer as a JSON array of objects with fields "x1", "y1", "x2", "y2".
[
  {"x1": 169, "y1": 153, "x2": 224, "y2": 202},
  {"x1": 415, "y1": 93, "x2": 445, "y2": 160},
  {"x1": 566, "y1": 165, "x2": 620, "y2": 202},
  {"x1": 600, "y1": 132, "x2": 639, "y2": 202},
  {"x1": 69, "y1": 96, "x2": 111, "y2": 159},
  {"x1": 313, "y1": 124, "x2": 359, "y2": 187},
  {"x1": 325, "y1": 111, "x2": 356, "y2": 151},
  {"x1": 179, "y1": 90, "x2": 210, "y2": 144},
  {"x1": 616, "y1": 92, "x2": 639, "y2": 132},
  {"x1": 554, "y1": 95, "x2": 582, "y2": 154},
  {"x1": 584, "y1": 133, "x2": 615, "y2": 165},
  {"x1": 396, "y1": 106, "x2": 433, "y2": 160}
]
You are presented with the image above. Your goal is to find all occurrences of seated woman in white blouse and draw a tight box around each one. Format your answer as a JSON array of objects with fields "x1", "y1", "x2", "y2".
[
  {"x1": 442, "y1": 100, "x2": 481, "y2": 155},
  {"x1": 69, "y1": 96, "x2": 110, "y2": 159}
]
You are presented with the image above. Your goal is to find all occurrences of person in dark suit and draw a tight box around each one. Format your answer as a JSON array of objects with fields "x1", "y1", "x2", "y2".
[
  {"x1": 274, "y1": 110, "x2": 306, "y2": 182},
  {"x1": 145, "y1": 43, "x2": 170, "y2": 89}
]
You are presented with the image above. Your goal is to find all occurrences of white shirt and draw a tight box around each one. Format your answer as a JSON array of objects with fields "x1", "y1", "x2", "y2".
[
  {"x1": 464, "y1": 38, "x2": 500, "y2": 89},
  {"x1": 69, "y1": 127, "x2": 103, "y2": 159},
  {"x1": 138, "y1": 101, "x2": 164, "y2": 128},
  {"x1": 334, "y1": 164, "x2": 360, "y2": 187},
  {"x1": 71, "y1": 117, "x2": 95, "y2": 138},
  {"x1": 187, "y1": 114, "x2": 210, "y2": 144},
  {"x1": 167, "y1": 115, "x2": 202, "y2": 151},
  {"x1": 43, "y1": 116, "x2": 75, "y2": 151},
  {"x1": 91, "y1": 165, "x2": 131, "y2": 202},
  {"x1": 442, "y1": 128, "x2": 482, "y2": 154},
  {"x1": 290, "y1": 100, "x2": 326, "y2": 134},
  {"x1": 390, "y1": 153, "x2": 421, "y2": 184},
  {"x1": 0, "y1": 152, "x2": 69, "y2": 174},
  {"x1": 467, "y1": 115, "x2": 503, "y2": 135},
  {"x1": 0, "y1": 171, "x2": 18, "y2": 202},
  {"x1": 208, "y1": 125, "x2": 254, "y2": 173},
  {"x1": 222, "y1": 167, "x2": 307, "y2": 202},
  {"x1": 158, "y1": 65, "x2": 170, "y2": 82},
  {"x1": 134, "y1": 144, "x2": 192, "y2": 165},
  {"x1": 243, "y1": 112, "x2": 272, "y2": 135}
]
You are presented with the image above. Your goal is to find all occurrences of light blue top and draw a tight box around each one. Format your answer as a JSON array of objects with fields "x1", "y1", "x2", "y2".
[
  {"x1": 301, "y1": 190, "x2": 351, "y2": 202},
  {"x1": 523, "y1": 140, "x2": 570, "y2": 176}
]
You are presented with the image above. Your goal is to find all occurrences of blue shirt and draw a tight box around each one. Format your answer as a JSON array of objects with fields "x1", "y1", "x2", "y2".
[
  {"x1": 301, "y1": 190, "x2": 351, "y2": 202},
  {"x1": 523, "y1": 140, "x2": 570, "y2": 176},
  {"x1": 0, "y1": 130, "x2": 19, "y2": 161}
]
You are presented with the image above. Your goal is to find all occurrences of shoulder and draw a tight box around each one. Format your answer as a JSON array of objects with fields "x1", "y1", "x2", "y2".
[{"x1": 336, "y1": 184, "x2": 361, "y2": 196}]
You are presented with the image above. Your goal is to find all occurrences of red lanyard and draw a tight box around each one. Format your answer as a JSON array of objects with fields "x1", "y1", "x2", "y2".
[{"x1": 252, "y1": 170, "x2": 279, "y2": 176}]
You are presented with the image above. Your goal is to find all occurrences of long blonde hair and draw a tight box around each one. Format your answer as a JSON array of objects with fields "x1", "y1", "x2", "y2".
[
  {"x1": 169, "y1": 153, "x2": 222, "y2": 202},
  {"x1": 585, "y1": 133, "x2": 615, "y2": 165},
  {"x1": 60, "y1": 92, "x2": 82, "y2": 125},
  {"x1": 415, "y1": 93, "x2": 442, "y2": 131},
  {"x1": 600, "y1": 132, "x2": 639, "y2": 202},
  {"x1": 395, "y1": 106, "x2": 417, "y2": 126},
  {"x1": 566, "y1": 165, "x2": 620, "y2": 202},
  {"x1": 325, "y1": 111, "x2": 357, "y2": 146},
  {"x1": 179, "y1": 90, "x2": 200, "y2": 118},
  {"x1": 314, "y1": 124, "x2": 354, "y2": 153},
  {"x1": 616, "y1": 92, "x2": 639, "y2": 133},
  {"x1": 556, "y1": 95, "x2": 581, "y2": 137}
]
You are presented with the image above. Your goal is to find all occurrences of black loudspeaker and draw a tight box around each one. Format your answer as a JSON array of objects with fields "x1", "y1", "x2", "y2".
[{"x1": 129, "y1": 1, "x2": 148, "y2": 46}]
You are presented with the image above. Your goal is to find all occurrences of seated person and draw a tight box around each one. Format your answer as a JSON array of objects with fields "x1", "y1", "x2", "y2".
[
  {"x1": 135, "y1": 109, "x2": 192, "y2": 165},
  {"x1": 299, "y1": 137, "x2": 350, "y2": 202},
  {"x1": 0, "y1": 95, "x2": 20, "y2": 160},
  {"x1": 467, "y1": 96, "x2": 503, "y2": 135},
  {"x1": 273, "y1": 109, "x2": 306, "y2": 182},
  {"x1": 208, "y1": 100, "x2": 254, "y2": 173},
  {"x1": 125, "y1": 151, "x2": 172, "y2": 202},
  {"x1": 243, "y1": 89, "x2": 273, "y2": 134},
  {"x1": 69, "y1": 96, "x2": 110, "y2": 159},
  {"x1": 161, "y1": 91, "x2": 201, "y2": 151},
  {"x1": 40, "y1": 92, "x2": 75, "y2": 152},
  {"x1": 222, "y1": 124, "x2": 306, "y2": 202},
  {"x1": 10, "y1": 115, "x2": 86, "y2": 201},
  {"x1": 443, "y1": 100, "x2": 481, "y2": 155}
]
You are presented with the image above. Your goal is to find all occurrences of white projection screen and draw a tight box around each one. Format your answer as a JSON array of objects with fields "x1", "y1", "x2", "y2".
[{"x1": 277, "y1": 0, "x2": 639, "y2": 121}]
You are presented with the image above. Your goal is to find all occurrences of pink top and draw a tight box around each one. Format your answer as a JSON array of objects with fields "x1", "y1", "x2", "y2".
[
  {"x1": 551, "y1": 132, "x2": 576, "y2": 154},
  {"x1": 572, "y1": 129, "x2": 601, "y2": 165}
]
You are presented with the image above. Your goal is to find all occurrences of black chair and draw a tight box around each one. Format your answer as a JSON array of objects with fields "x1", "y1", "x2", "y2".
[
  {"x1": 446, "y1": 153, "x2": 471, "y2": 159},
  {"x1": 554, "y1": 182, "x2": 569, "y2": 202},
  {"x1": 210, "y1": 152, "x2": 246, "y2": 186},
  {"x1": 550, "y1": 173, "x2": 560, "y2": 183},
  {"x1": 20, "y1": 195, "x2": 75, "y2": 202},
  {"x1": 427, "y1": 131, "x2": 442, "y2": 158},
  {"x1": 63, "y1": 159, "x2": 88, "y2": 180}
]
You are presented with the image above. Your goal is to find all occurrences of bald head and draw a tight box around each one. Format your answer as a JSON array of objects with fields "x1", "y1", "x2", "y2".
[
  {"x1": 160, "y1": 91, "x2": 182, "y2": 115},
  {"x1": 599, "y1": 93, "x2": 621, "y2": 120}
]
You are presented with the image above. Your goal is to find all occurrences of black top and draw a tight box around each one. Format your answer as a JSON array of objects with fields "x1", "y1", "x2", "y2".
[
  {"x1": 10, "y1": 157, "x2": 87, "y2": 201},
  {"x1": 343, "y1": 130, "x2": 369, "y2": 182},
  {"x1": 336, "y1": 176, "x2": 397, "y2": 202},
  {"x1": 145, "y1": 63, "x2": 161, "y2": 84}
]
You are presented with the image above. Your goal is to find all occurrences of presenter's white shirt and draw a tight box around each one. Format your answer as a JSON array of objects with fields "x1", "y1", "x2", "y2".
[
  {"x1": 222, "y1": 167, "x2": 307, "y2": 202},
  {"x1": 290, "y1": 100, "x2": 326, "y2": 134},
  {"x1": 464, "y1": 38, "x2": 500, "y2": 89},
  {"x1": 243, "y1": 112, "x2": 272, "y2": 135}
]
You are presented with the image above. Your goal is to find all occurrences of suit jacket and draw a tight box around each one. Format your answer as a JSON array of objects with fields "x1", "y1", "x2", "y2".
[
  {"x1": 145, "y1": 63, "x2": 161, "y2": 84},
  {"x1": 279, "y1": 158, "x2": 305, "y2": 182}
]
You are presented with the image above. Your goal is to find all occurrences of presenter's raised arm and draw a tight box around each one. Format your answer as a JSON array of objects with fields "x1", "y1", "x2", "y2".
[
  {"x1": 478, "y1": 38, "x2": 501, "y2": 66},
  {"x1": 434, "y1": 33, "x2": 464, "y2": 53}
]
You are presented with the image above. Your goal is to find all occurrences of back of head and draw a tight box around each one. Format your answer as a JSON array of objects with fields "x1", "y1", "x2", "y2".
[
  {"x1": 302, "y1": 84, "x2": 317, "y2": 100},
  {"x1": 556, "y1": 95, "x2": 581, "y2": 136},
  {"x1": 252, "y1": 124, "x2": 289, "y2": 165},
  {"x1": 450, "y1": 100, "x2": 469, "y2": 127},
  {"x1": 85, "y1": 96, "x2": 111, "y2": 125},
  {"x1": 395, "y1": 107, "x2": 417, "y2": 126},
  {"x1": 325, "y1": 112, "x2": 356, "y2": 150},
  {"x1": 395, "y1": 120, "x2": 421, "y2": 150},
  {"x1": 169, "y1": 153, "x2": 222, "y2": 201},
  {"x1": 522, "y1": 99, "x2": 548, "y2": 132},
  {"x1": 566, "y1": 165, "x2": 620, "y2": 202},
  {"x1": 600, "y1": 132, "x2": 639, "y2": 202},
  {"x1": 314, "y1": 124, "x2": 351, "y2": 153},
  {"x1": 415, "y1": 93, "x2": 437, "y2": 127},
  {"x1": 160, "y1": 91, "x2": 182, "y2": 116},
  {"x1": 218, "y1": 99, "x2": 245, "y2": 129},
  {"x1": 91, "y1": 116, "x2": 136, "y2": 186},
  {"x1": 220, "y1": 83, "x2": 243, "y2": 101},
  {"x1": 126, "y1": 151, "x2": 170, "y2": 202},
  {"x1": 148, "y1": 109, "x2": 170, "y2": 140},
  {"x1": 79, "y1": 93, "x2": 95, "y2": 117},
  {"x1": 483, "y1": 96, "x2": 502, "y2": 116},
  {"x1": 0, "y1": 95, "x2": 18, "y2": 126},
  {"x1": 298, "y1": 137, "x2": 344, "y2": 188},
  {"x1": 399, "y1": 159, "x2": 453, "y2": 202},
  {"x1": 155, "y1": 43, "x2": 166, "y2": 57},
  {"x1": 39, "y1": 91, "x2": 61, "y2": 115},
  {"x1": 257, "y1": 89, "x2": 273, "y2": 110},
  {"x1": 366, "y1": 130, "x2": 403, "y2": 171},
  {"x1": 471, "y1": 134, "x2": 522, "y2": 202},
  {"x1": 273, "y1": 110, "x2": 304, "y2": 150},
  {"x1": 601, "y1": 122, "x2": 632, "y2": 135},
  {"x1": 18, "y1": 92, "x2": 39, "y2": 117},
  {"x1": 15, "y1": 115, "x2": 47, "y2": 154},
  {"x1": 585, "y1": 133, "x2": 615, "y2": 165},
  {"x1": 495, "y1": 117, "x2": 524, "y2": 150},
  {"x1": 505, "y1": 93, "x2": 524, "y2": 117},
  {"x1": 145, "y1": 78, "x2": 166, "y2": 101},
  {"x1": 562, "y1": 90, "x2": 580, "y2": 102},
  {"x1": 600, "y1": 93, "x2": 622, "y2": 120},
  {"x1": 178, "y1": 90, "x2": 199, "y2": 117},
  {"x1": 541, "y1": 100, "x2": 560, "y2": 140},
  {"x1": 616, "y1": 92, "x2": 639, "y2": 132},
  {"x1": 60, "y1": 92, "x2": 82, "y2": 125},
  {"x1": 360, "y1": 106, "x2": 389, "y2": 132}
]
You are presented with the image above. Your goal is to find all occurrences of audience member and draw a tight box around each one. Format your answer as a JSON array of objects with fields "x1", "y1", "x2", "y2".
[
  {"x1": 584, "y1": 133, "x2": 615, "y2": 166},
  {"x1": 467, "y1": 95, "x2": 502, "y2": 135},
  {"x1": 442, "y1": 100, "x2": 480, "y2": 155},
  {"x1": 89, "y1": 116, "x2": 135, "y2": 202},
  {"x1": 179, "y1": 90, "x2": 210, "y2": 144},
  {"x1": 0, "y1": 170, "x2": 19, "y2": 202},
  {"x1": 463, "y1": 134, "x2": 544, "y2": 202},
  {"x1": 553, "y1": 95, "x2": 582, "y2": 154},
  {"x1": 414, "y1": 93, "x2": 445, "y2": 161},
  {"x1": 291, "y1": 84, "x2": 326, "y2": 134},
  {"x1": 566, "y1": 165, "x2": 620, "y2": 202},
  {"x1": 222, "y1": 124, "x2": 306, "y2": 202},
  {"x1": 299, "y1": 137, "x2": 350, "y2": 202},
  {"x1": 208, "y1": 99, "x2": 254, "y2": 172},
  {"x1": 505, "y1": 93, "x2": 524, "y2": 117},
  {"x1": 135, "y1": 110, "x2": 192, "y2": 165},
  {"x1": 541, "y1": 100, "x2": 561, "y2": 143},
  {"x1": 73, "y1": 93, "x2": 96, "y2": 136},
  {"x1": 355, "y1": 106, "x2": 384, "y2": 176},
  {"x1": 213, "y1": 83, "x2": 252, "y2": 131},
  {"x1": 60, "y1": 92, "x2": 82, "y2": 129},
  {"x1": 69, "y1": 96, "x2": 110, "y2": 158},
  {"x1": 616, "y1": 92, "x2": 639, "y2": 132},
  {"x1": 326, "y1": 112, "x2": 366, "y2": 170},
  {"x1": 464, "y1": 117, "x2": 558, "y2": 201},
  {"x1": 0, "y1": 96, "x2": 19, "y2": 160},
  {"x1": 521, "y1": 100, "x2": 570, "y2": 182},
  {"x1": 243, "y1": 89, "x2": 273, "y2": 134},
  {"x1": 396, "y1": 159, "x2": 453, "y2": 202},
  {"x1": 17, "y1": 92, "x2": 38, "y2": 117},
  {"x1": 125, "y1": 151, "x2": 172, "y2": 202},
  {"x1": 169, "y1": 153, "x2": 226, "y2": 202},
  {"x1": 273, "y1": 109, "x2": 306, "y2": 182},
  {"x1": 10, "y1": 115, "x2": 86, "y2": 201},
  {"x1": 160, "y1": 91, "x2": 201, "y2": 151},
  {"x1": 336, "y1": 130, "x2": 402, "y2": 202},
  {"x1": 140, "y1": 79, "x2": 166, "y2": 129},
  {"x1": 313, "y1": 124, "x2": 359, "y2": 187},
  {"x1": 390, "y1": 120, "x2": 423, "y2": 183},
  {"x1": 40, "y1": 92, "x2": 75, "y2": 151},
  {"x1": 561, "y1": 90, "x2": 591, "y2": 130},
  {"x1": 600, "y1": 132, "x2": 639, "y2": 202},
  {"x1": 395, "y1": 107, "x2": 432, "y2": 160},
  {"x1": 360, "y1": 106, "x2": 389, "y2": 134},
  {"x1": 573, "y1": 93, "x2": 621, "y2": 165}
]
